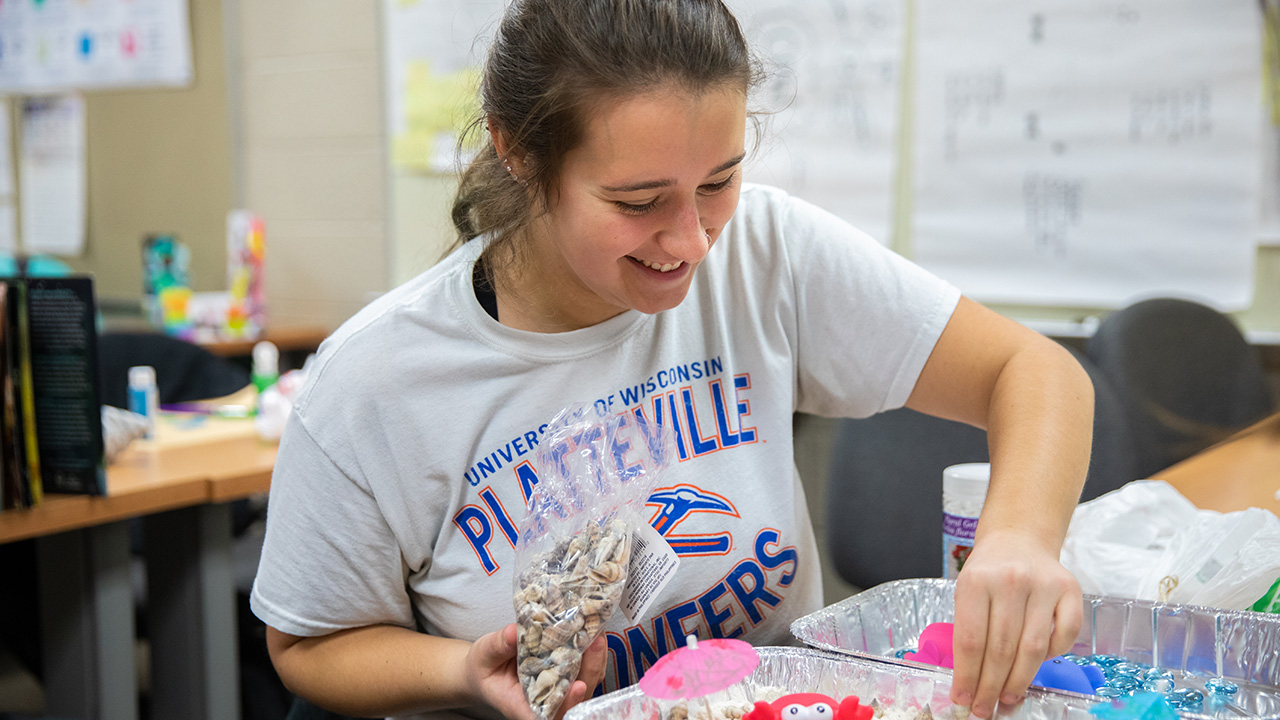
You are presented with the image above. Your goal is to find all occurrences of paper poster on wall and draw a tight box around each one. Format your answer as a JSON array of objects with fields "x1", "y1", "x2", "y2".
[
  {"x1": 912, "y1": 0, "x2": 1262, "y2": 309},
  {"x1": 383, "y1": 0, "x2": 497, "y2": 173},
  {"x1": 726, "y1": 0, "x2": 905, "y2": 244},
  {"x1": 0, "y1": 0, "x2": 192, "y2": 93},
  {"x1": 19, "y1": 95, "x2": 86, "y2": 257}
]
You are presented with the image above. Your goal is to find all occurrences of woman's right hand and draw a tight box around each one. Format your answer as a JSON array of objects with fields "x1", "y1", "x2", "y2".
[{"x1": 466, "y1": 623, "x2": 608, "y2": 720}]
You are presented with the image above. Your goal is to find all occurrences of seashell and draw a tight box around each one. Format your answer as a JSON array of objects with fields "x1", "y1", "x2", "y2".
[
  {"x1": 589, "y1": 560, "x2": 625, "y2": 585},
  {"x1": 916, "y1": 706, "x2": 934, "y2": 720},
  {"x1": 518, "y1": 601, "x2": 554, "y2": 626},
  {"x1": 580, "y1": 588, "x2": 612, "y2": 615},
  {"x1": 668, "y1": 704, "x2": 690, "y2": 720},
  {"x1": 519, "y1": 623, "x2": 543, "y2": 654},
  {"x1": 529, "y1": 668, "x2": 560, "y2": 705},
  {"x1": 549, "y1": 645, "x2": 581, "y2": 669},
  {"x1": 593, "y1": 533, "x2": 618, "y2": 567},
  {"x1": 519, "y1": 654, "x2": 553, "y2": 679},
  {"x1": 540, "y1": 613, "x2": 585, "y2": 653}
]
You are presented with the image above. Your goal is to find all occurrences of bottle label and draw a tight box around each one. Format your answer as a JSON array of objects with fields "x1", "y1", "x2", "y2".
[
  {"x1": 942, "y1": 512, "x2": 979, "y2": 579},
  {"x1": 127, "y1": 386, "x2": 151, "y2": 418}
]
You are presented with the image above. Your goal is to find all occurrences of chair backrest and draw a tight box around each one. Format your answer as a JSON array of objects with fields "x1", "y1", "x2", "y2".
[
  {"x1": 97, "y1": 331, "x2": 251, "y2": 409},
  {"x1": 824, "y1": 408, "x2": 988, "y2": 590},
  {"x1": 1086, "y1": 298, "x2": 1274, "y2": 479},
  {"x1": 1063, "y1": 345, "x2": 1140, "y2": 500}
]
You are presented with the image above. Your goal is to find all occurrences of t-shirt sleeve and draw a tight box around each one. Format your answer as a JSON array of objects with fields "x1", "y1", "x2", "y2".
[
  {"x1": 780, "y1": 193, "x2": 961, "y2": 418},
  {"x1": 250, "y1": 413, "x2": 416, "y2": 637}
]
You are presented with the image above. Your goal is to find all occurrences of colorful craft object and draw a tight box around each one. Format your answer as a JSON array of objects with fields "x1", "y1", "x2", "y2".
[
  {"x1": 1034, "y1": 656, "x2": 1105, "y2": 695},
  {"x1": 743, "y1": 693, "x2": 874, "y2": 720},
  {"x1": 1089, "y1": 692, "x2": 1179, "y2": 720},
  {"x1": 904, "y1": 623, "x2": 1105, "y2": 695}
]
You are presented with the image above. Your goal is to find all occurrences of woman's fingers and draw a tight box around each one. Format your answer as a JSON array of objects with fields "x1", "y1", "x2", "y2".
[
  {"x1": 554, "y1": 635, "x2": 609, "y2": 720},
  {"x1": 950, "y1": 574, "x2": 990, "y2": 714},
  {"x1": 1047, "y1": 584, "x2": 1084, "y2": 659}
]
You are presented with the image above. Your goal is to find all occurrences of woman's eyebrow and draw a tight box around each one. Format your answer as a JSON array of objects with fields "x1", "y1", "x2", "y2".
[{"x1": 600, "y1": 152, "x2": 746, "y2": 193}]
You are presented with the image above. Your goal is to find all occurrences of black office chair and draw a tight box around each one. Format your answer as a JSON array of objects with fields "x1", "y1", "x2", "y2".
[
  {"x1": 823, "y1": 342, "x2": 1139, "y2": 591},
  {"x1": 96, "y1": 331, "x2": 251, "y2": 409},
  {"x1": 825, "y1": 407, "x2": 989, "y2": 590},
  {"x1": 1086, "y1": 298, "x2": 1275, "y2": 480},
  {"x1": 1064, "y1": 345, "x2": 1140, "y2": 500}
]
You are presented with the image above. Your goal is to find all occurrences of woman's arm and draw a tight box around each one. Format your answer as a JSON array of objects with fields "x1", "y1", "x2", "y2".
[
  {"x1": 906, "y1": 296, "x2": 1093, "y2": 720},
  {"x1": 267, "y1": 623, "x2": 607, "y2": 720}
]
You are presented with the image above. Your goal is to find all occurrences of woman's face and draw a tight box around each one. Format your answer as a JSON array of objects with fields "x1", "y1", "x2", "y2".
[{"x1": 517, "y1": 86, "x2": 747, "y2": 331}]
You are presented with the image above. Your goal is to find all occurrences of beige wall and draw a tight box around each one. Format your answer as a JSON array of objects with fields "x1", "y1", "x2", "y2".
[
  {"x1": 61, "y1": 0, "x2": 390, "y2": 332},
  {"x1": 63, "y1": 0, "x2": 233, "y2": 303},
  {"x1": 234, "y1": 0, "x2": 389, "y2": 328}
]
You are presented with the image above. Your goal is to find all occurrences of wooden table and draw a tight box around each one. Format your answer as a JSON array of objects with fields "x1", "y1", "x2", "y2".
[
  {"x1": 198, "y1": 325, "x2": 330, "y2": 361},
  {"x1": 1152, "y1": 412, "x2": 1280, "y2": 516},
  {"x1": 0, "y1": 414, "x2": 277, "y2": 720}
]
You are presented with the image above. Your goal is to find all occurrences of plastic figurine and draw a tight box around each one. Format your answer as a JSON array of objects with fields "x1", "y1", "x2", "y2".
[
  {"x1": 1033, "y1": 656, "x2": 1105, "y2": 695},
  {"x1": 743, "y1": 693, "x2": 875, "y2": 720},
  {"x1": 905, "y1": 623, "x2": 1104, "y2": 695}
]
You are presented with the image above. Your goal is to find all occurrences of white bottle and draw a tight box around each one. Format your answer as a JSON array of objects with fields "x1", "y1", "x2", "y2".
[
  {"x1": 942, "y1": 462, "x2": 990, "y2": 579},
  {"x1": 127, "y1": 365, "x2": 159, "y2": 439},
  {"x1": 251, "y1": 340, "x2": 279, "y2": 393}
]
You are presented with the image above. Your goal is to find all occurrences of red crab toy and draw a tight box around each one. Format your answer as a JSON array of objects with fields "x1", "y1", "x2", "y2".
[{"x1": 743, "y1": 693, "x2": 874, "y2": 720}]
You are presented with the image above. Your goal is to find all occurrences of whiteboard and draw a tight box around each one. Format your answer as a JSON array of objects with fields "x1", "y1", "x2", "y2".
[
  {"x1": 0, "y1": 0, "x2": 192, "y2": 92},
  {"x1": 726, "y1": 0, "x2": 906, "y2": 244},
  {"x1": 912, "y1": 0, "x2": 1262, "y2": 310}
]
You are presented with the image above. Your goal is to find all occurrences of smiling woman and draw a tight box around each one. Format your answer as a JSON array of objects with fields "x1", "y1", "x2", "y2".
[{"x1": 249, "y1": 0, "x2": 1096, "y2": 719}]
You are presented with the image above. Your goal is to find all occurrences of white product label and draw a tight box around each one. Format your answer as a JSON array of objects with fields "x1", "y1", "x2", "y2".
[
  {"x1": 942, "y1": 512, "x2": 979, "y2": 579},
  {"x1": 620, "y1": 521, "x2": 680, "y2": 623}
]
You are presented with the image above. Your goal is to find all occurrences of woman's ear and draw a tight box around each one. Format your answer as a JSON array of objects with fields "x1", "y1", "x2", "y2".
[{"x1": 487, "y1": 117, "x2": 529, "y2": 184}]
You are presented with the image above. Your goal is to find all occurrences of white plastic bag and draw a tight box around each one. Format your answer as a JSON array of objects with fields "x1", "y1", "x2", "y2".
[{"x1": 1060, "y1": 480, "x2": 1280, "y2": 610}]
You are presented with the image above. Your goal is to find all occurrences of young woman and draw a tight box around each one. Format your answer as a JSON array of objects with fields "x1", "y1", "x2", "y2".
[{"x1": 251, "y1": 0, "x2": 1093, "y2": 718}]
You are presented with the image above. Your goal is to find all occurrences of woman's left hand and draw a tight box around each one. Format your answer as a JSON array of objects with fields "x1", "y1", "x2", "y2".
[{"x1": 948, "y1": 530, "x2": 1083, "y2": 720}]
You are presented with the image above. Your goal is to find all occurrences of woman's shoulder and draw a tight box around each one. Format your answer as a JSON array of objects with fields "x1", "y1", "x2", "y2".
[{"x1": 294, "y1": 246, "x2": 474, "y2": 410}]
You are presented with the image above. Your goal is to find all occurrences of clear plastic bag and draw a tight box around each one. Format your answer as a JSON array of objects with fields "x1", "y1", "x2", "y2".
[
  {"x1": 1060, "y1": 480, "x2": 1280, "y2": 610},
  {"x1": 513, "y1": 402, "x2": 677, "y2": 720}
]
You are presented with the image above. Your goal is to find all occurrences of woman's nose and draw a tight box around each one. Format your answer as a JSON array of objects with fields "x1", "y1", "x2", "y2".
[{"x1": 660, "y1": 199, "x2": 712, "y2": 260}]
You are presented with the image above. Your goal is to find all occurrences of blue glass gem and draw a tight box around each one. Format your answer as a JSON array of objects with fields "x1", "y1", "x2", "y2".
[
  {"x1": 1090, "y1": 692, "x2": 1179, "y2": 720},
  {"x1": 1096, "y1": 686, "x2": 1128, "y2": 699},
  {"x1": 894, "y1": 647, "x2": 916, "y2": 659},
  {"x1": 1204, "y1": 678, "x2": 1239, "y2": 696},
  {"x1": 1143, "y1": 678, "x2": 1175, "y2": 694},
  {"x1": 1106, "y1": 677, "x2": 1140, "y2": 693},
  {"x1": 1111, "y1": 663, "x2": 1145, "y2": 677},
  {"x1": 1139, "y1": 668, "x2": 1174, "y2": 684},
  {"x1": 1169, "y1": 688, "x2": 1203, "y2": 708},
  {"x1": 1091, "y1": 654, "x2": 1125, "y2": 668},
  {"x1": 1064, "y1": 654, "x2": 1090, "y2": 665}
]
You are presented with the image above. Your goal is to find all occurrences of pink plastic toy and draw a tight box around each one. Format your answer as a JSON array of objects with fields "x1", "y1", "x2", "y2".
[{"x1": 743, "y1": 693, "x2": 874, "y2": 720}]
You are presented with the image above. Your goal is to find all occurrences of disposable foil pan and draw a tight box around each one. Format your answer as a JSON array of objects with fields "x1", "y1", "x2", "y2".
[
  {"x1": 790, "y1": 578, "x2": 1280, "y2": 719},
  {"x1": 565, "y1": 646, "x2": 1102, "y2": 720}
]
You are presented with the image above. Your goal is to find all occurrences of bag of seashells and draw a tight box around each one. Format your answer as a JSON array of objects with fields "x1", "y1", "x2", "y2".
[{"x1": 513, "y1": 402, "x2": 678, "y2": 720}]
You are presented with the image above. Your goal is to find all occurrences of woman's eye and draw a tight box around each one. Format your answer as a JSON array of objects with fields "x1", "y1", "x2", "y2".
[
  {"x1": 615, "y1": 198, "x2": 659, "y2": 215},
  {"x1": 699, "y1": 172, "x2": 738, "y2": 194}
]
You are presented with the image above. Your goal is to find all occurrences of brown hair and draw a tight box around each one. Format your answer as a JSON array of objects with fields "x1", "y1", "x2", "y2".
[{"x1": 450, "y1": 0, "x2": 763, "y2": 277}]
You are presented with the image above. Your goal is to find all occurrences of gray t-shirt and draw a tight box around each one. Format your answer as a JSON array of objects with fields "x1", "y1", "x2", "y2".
[{"x1": 250, "y1": 183, "x2": 960, "y2": 719}]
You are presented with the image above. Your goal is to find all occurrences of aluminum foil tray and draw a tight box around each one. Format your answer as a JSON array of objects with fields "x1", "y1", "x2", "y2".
[
  {"x1": 790, "y1": 578, "x2": 1280, "y2": 719},
  {"x1": 566, "y1": 646, "x2": 1102, "y2": 720}
]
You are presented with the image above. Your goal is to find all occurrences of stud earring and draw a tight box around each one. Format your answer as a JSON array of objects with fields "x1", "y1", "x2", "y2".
[{"x1": 501, "y1": 157, "x2": 527, "y2": 186}]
